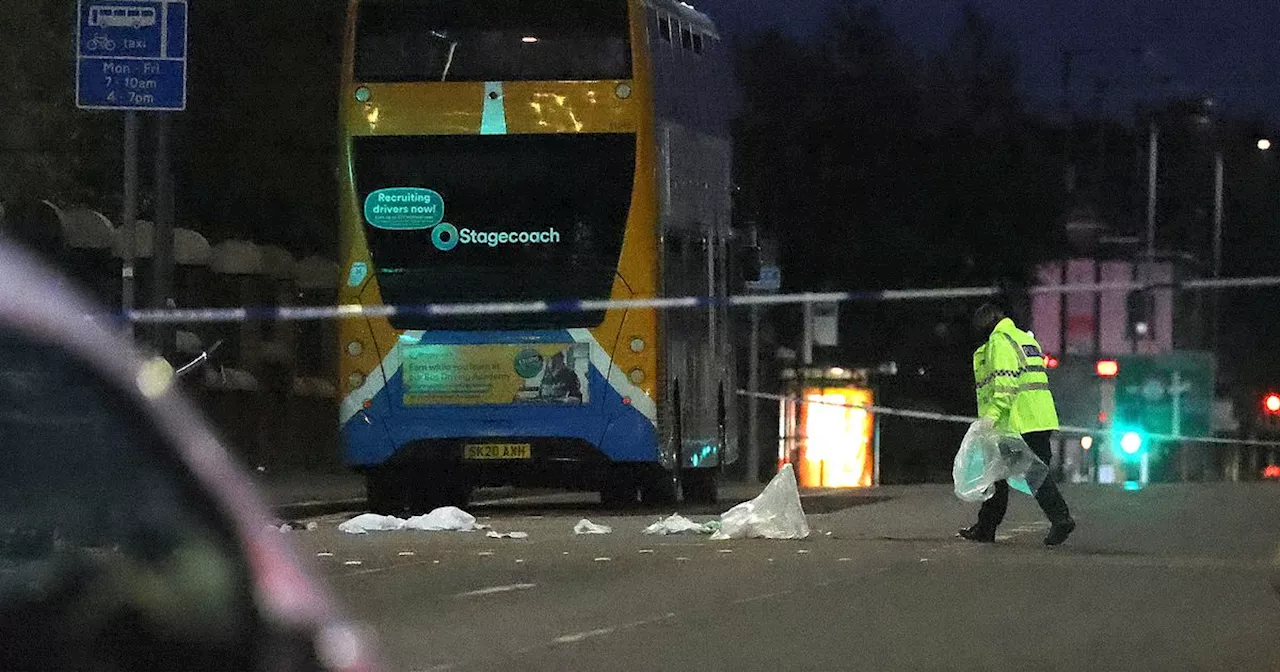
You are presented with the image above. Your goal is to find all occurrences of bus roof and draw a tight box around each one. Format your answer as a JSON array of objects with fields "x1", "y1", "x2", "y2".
[{"x1": 644, "y1": 0, "x2": 719, "y2": 39}]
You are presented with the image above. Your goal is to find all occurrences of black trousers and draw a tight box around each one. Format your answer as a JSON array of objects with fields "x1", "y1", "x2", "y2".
[{"x1": 976, "y1": 430, "x2": 1072, "y2": 532}]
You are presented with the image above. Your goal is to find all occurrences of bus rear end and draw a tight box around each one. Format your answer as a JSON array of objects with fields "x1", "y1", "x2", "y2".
[{"x1": 338, "y1": 0, "x2": 664, "y2": 512}]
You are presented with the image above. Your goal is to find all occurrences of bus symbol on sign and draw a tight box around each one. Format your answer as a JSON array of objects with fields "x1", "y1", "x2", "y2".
[{"x1": 89, "y1": 5, "x2": 157, "y2": 28}]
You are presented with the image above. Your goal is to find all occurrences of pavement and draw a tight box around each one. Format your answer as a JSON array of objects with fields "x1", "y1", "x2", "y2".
[{"x1": 271, "y1": 481, "x2": 1280, "y2": 671}]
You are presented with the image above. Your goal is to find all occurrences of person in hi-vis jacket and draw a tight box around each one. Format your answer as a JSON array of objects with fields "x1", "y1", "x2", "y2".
[{"x1": 960, "y1": 303, "x2": 1076, "y2": 546}]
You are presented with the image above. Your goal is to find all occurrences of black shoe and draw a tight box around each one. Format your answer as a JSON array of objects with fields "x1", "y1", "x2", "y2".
[
  {"x1": 1044, "y1": 518, "x2": 1076, "y2": 546},
  {"x1": 957, "y1": 526, "x2": 995, "y2": 543}
]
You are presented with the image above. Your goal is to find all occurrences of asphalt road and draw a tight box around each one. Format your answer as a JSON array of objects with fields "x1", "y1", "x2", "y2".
[{"x1": 286, "y1": 483, "x2": 1280, "y2": 671}]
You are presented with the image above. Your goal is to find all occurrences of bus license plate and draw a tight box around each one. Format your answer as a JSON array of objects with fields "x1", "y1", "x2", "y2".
[{"x1": 463, "y1": 443, "x2": 532, "y2": 460}]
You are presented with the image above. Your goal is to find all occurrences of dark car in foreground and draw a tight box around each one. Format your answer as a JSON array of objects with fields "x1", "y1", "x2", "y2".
[{"x1": 0, "y1": 246, "x2": 377, "y2": 671}]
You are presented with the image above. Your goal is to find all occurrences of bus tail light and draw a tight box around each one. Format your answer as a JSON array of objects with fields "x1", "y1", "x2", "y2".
[
  {"x1": 346, "y1": 340, "x2": 364, "y2": 357},
  {"x1": 347, "y1": 372, "x2": 366, "y2": 390},
  {"x1": 629, "y1": 368, "x2": 645, "y2": 384}
]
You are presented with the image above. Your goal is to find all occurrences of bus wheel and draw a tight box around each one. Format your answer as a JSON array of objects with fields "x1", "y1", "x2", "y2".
[
  {"x1": 600, "y1": 467, "x2": 639, "y2": 509},
  {"x1": 413, "y1": 470, "x2": 471, "y2": 513},
  {"x1": 640, "y1": 468, "x2": 678, "y2": 505},
  {"x1": 365, "y1": 467, "x2": 410, "y2": 516},
  {"x1": 682, "y1": 469, "x2": 718, "y2": 505}
]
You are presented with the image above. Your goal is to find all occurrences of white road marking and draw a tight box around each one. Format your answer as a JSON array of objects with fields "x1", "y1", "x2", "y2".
[
  {"x1": 732, "y1": 590, "x2": 792, "y2": 605},
  {"x1": 553, "y1": 627, "x2": 615, "y2": 644},
  {"x1": 455, "y1": 583, "x2": 538, "y2": 598},
  {"x1": 552, "y1": 613, "x2": 679, "y2": 647},
  {"x1": 343, "y1": 560, "x2": 362, "y2": 566}
]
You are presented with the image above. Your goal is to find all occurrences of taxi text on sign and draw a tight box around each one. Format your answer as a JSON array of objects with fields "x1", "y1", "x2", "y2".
[{"x1": 76, "y1": 0, "x2": 188, "y2": 111}]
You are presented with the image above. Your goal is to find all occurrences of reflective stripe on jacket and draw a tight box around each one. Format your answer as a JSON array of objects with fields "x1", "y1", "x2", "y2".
[{"x1": 972, "y1": 318, "x2": 1059, "y2": 434}]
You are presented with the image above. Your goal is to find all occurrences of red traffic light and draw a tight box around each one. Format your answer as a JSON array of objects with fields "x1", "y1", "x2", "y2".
[
  {"x1": 1045, "y1": 355, "x2": 1060, "y2": 369},
  {"x1": 1096, "y1": 360, "x2": 1119, "y2": 378},
  {"x1": 1264, "y1": 394, "x2": 1280, "y2": 414}
]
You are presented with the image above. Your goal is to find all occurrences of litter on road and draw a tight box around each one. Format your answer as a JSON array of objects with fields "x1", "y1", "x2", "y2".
[
  {"x1": 643, "y1": 513, "x2": 719, "y2": 536},
  {"x1": 711, "y1": 463, "x2": 810, "y2": 540},
  {"x1": 486, "y1": 531, "x2": 530, "y2": 539},
  {"x1": 574, "y1": 519, "x2": 613, "y2": 535},
  {"x1": 338, "y1": 513, "x2": 407, "y2": 534},
  {"x1": 406, "y1": 507, "x2": 487, "y2": 532},
  {"x1": 338, "y1": 507, "x2": 489, "y2": 534}
]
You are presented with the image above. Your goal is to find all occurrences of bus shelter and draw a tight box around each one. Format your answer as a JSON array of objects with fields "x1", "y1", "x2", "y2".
[{"x1": 778, "y1": 366, "x2": 877, "y2": 488}]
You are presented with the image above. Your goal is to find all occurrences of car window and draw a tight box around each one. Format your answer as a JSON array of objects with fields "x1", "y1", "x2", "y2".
[{"x1": 0, "y1": 330, "x2": 258, "y2": 671}]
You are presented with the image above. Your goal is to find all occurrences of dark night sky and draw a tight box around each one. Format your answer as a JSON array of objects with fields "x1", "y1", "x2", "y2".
[{"x1": 701, "y1": 0, "x2": 1280, "y2": 125}]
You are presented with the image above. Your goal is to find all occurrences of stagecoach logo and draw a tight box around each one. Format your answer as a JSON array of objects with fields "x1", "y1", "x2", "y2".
[{"x1": 364, "y1": 187, "x2": 562, "y2": 252}]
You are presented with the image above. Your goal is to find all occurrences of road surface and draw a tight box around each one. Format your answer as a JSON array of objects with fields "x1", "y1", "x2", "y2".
[{"x1": 285, "y1": 483, "x2": 1280, "y2": 671}]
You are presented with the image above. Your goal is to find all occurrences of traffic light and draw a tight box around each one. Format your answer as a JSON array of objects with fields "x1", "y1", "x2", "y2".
[
  {"x1": 1114, "y1": 428, "x2": 1147, "y2": 461},
  {"x1": 1119, "y1": 431, "x2": 1144, "y2": 455},
  {"x1": 1261, "y1": 393, "x2": 1280, "y2": 435}
]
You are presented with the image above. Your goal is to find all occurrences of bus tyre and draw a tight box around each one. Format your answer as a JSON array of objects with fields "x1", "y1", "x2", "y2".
[
  {"x1": 682, "y1": 469, "x2": 718, "y2": 505},
  {"x1": 640, "y1": 469, "x2": 678, "y2": 506},
  {"x1": 365, "y1": 468, "x2": 410, "y2": 516},
  {"x1": 600, "y1": 467, "x2": 639, "y2": 509},
  {"x1": 413, "y1": 472, "x2": 471, "y2": 513}
]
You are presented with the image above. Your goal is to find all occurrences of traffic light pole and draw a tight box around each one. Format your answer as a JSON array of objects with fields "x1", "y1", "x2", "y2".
[{"x1": 1100, "y1": 379, "x2": 1116, "y2": 483}]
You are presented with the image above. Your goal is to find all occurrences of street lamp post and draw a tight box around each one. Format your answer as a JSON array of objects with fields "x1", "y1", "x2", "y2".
[{"x1": 1210, "y1": 137, "x2": 1270, "y2": 353}]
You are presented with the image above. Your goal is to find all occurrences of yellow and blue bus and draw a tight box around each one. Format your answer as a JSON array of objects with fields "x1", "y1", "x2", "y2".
[{"x1": 337, "y1": 0, "x2": 742, "y2": 512}]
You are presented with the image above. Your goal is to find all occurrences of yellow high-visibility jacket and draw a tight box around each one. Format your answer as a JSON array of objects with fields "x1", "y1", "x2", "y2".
[{"x1": 973, "y1": 318, "x2": 1059, "y2": 434}]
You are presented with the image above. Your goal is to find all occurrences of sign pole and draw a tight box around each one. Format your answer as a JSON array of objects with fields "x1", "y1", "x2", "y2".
[
  {"x1": 747, "y1": 304, "x2": 760, "y2": 483},
  {"x1": 122, "y1": 111, "x2": 139, "y2": 339},
  {"x1": 152, "y1": 113, "x2": 175, "y2": 349},
  {"x1": 77, "y1": 0, "x2": 188, "y2": 342}
]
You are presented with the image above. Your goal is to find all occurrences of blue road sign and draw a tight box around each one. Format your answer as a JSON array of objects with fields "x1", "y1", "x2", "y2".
[{"x1": 76, "y1": 0, "x2": 187, "y2": 111}]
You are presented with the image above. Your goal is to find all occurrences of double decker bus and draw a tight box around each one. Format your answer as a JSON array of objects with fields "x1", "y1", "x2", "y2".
[{"x1": 337, "y1": 0, "x2": 743, "y2": 512}]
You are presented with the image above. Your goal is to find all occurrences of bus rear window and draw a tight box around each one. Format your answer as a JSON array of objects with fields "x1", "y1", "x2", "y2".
[{"x1": 354, "y1": 0, "x2": 632, "y2": 83}]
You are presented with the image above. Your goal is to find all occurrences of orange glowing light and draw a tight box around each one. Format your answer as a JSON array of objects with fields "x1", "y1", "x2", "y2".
[{"x1": 794, "y1": 387, "x2": 875, "y2": 488}]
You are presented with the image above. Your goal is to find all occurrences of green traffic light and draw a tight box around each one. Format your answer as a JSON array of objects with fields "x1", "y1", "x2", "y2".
[{"x1": 1120, "y1": 431, "x2": 1144, "y2": 455}]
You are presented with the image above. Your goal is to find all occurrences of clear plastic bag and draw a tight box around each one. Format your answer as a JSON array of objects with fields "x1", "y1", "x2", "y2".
[
  {"x1": 711, "y1": 463, "x2": 810, "y2": 540},
  {"x1": 952, "y1": 421, "x2": 1049, "y2": 503}
]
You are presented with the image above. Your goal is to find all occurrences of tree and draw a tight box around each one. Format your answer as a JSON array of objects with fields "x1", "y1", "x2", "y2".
[{"x1": 0, "y1": 0, "x2": 118, "y2": 207}]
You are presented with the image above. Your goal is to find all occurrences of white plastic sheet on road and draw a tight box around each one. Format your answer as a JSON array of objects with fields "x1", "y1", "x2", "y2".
[
  {"x1": 405, "y1": 507, "x2": 486, "y2": 532},
  {"x1": 573, "y1": 519, "x2": 612, "y2": 535},
  {"x1": 643, "y1": 513, "x2": 719, "y2": 536},
  {"x1": 952, "y1": 420, "x2": 1050, "y2": 503},
  {"x1": 338, "y1": 513, "x2": 407, "y2": 535},
  {"x1": 711, "y1": 463, "x2": 810, "y2": 540},
  {"x1": 486, "y1": 531, "x2": 530, "y2": 539},
  {"x1": 338, "y1": 507, "x2": 487, "y2": 534}
]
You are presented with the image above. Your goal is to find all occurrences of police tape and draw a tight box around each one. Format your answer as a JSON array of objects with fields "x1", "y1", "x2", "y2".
[
  {"x1": 123, "y1": 275, "x2": 1280, "y2": 324},
  {"x1": 735, "y1": 389, "x2": 1280, "y2": 449}
]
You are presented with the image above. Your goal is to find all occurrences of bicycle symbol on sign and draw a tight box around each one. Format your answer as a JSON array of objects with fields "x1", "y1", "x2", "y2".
[{"x1": 86, "y1": 33, "x2": 116, "y2": 52}]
